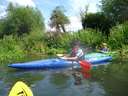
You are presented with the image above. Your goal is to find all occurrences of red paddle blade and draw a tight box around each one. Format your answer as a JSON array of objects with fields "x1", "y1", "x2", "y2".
[
  {"x1": 81, "y1": 70, "x2": 91, "y2": 78},
  {"x1": 79, "y1": 60, "x2": 91, "y2": 71}
]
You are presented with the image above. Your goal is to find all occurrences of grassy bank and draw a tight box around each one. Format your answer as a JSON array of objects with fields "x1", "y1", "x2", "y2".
[{"x1": 0, "y1": 22, "x2": 128, "y2": 64}]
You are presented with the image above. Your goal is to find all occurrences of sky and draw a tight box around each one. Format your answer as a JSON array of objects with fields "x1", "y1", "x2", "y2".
[{"x1": 0, "y1": 0, "x2": 100, "y2": 31}]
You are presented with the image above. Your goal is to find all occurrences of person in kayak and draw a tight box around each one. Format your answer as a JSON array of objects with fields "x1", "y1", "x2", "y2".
[
  {"x1": 97, "y1": 43, "x2": 109, "y2": 53},
  {"x1": 59, "y1": 40, "x2": 84, "y2": 61},
  {"x1": 58, "y1": 41, "x2": 91, "y2": 85}
]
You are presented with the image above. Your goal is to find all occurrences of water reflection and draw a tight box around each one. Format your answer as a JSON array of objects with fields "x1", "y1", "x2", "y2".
[
  {"x1": 0, "y1": 68, "x2": 107, "y2": 96},
  {"x1": 0, "y1": 70, "x2": 45, "y2": 96},
  {"x1": 92, "y1": 63, "x2": 128, "y2": 96},
  {"x1": 50, "y1": 72, "x2": 70, "y2": 87},
  {"x1": 71, "y1": 67, "x2": 91, "y2": 85},
  {"x1": 3, "y1": 70, "x2": 44, "y2": 85},
  {"x1": 72, "y1": 71, "x2": 82, "y2": 85},
  {"x1": 1, "y1": 61, "x2": 128, "y2": 96}
]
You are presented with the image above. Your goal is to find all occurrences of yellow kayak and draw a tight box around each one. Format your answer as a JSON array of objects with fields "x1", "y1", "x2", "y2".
[{"x1": 8, "y1": 81, "x2": 33, "y2": 96}]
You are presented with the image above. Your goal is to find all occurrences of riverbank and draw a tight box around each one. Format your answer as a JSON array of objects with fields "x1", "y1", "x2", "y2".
[{"x1": 0, "y1": 21, "x2": 128, "y2": 65}]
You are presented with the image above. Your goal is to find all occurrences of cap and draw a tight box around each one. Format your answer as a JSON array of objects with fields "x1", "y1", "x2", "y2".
[{"x1": 102, "y1": 43, "x2": 107, "y2": 46}]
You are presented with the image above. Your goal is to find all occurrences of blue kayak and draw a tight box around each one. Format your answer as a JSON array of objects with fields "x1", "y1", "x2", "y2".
[
  {"x1": 8, "y1": 53, "x2": 112, "y2": 69},
  {"x1": 85, "y1": 53, "x2": 112, "y2": 64}
]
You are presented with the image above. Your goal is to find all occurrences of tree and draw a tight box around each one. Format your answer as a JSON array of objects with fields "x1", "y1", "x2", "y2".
[
  {"x1": 81, "y1": 12, "x2": 114, "y2": 37},
  {"x1": 101, "y1": 0, "x2": 128, "y2": 23},
  {"x1": 80, "y1": 5, "x2": 89, "y2": 29},
  {"x1": 0, "y1": 3, "x2": 45, "y2": 37},
  {"x1": 49, "y1": 6, "x2": 70, "y2": 32}
]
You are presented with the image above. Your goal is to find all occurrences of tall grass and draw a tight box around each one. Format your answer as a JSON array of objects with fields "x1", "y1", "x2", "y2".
[
  {"x1": 43, "y1": 29, "x2": 103, "y2": 54},
  {"x1": 73, "y1": 29, "x2": 103, "y2": 47},
  {"x1": 0, "y1": 36, "x2": 25, "y2": 64},
  {"x1": 0, "y1": 33, "x2": 46, "y2": 64},
  {"x1": 108, "y1": 22, "x2": 128, "y2": 49}
]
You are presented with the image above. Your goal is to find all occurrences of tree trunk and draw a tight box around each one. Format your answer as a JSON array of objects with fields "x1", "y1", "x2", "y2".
[
  {"x1": 56, "y1": 24, "x2": 61, "y2": 32},
  {"x1": 61, "y1": 24, "x2": 66, "y2": 32}
]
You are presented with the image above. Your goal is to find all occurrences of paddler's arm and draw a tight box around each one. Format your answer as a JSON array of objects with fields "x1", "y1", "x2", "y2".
[
  {"x1": 60, "y1": 56, "x2": 78, "y2": 61},
  {"x1": 57, "y1": 54, "x2": 70, "y2": 58}
]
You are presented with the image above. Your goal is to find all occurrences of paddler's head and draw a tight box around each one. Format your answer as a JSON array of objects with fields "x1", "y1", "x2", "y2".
[
  {"x1": 102, "y1": 43, "x2": 107, "y2": 47},
  {"x1": 71, "y1": 40, "x2": 81, "y2": 49}
]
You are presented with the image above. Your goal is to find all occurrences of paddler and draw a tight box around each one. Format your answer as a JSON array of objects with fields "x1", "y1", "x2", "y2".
[
  {"x1": 58, "y1": 40, "x2": 84, "y2": 61},
  {"x1": 97, "y1": 42, "x2": 109, "y2": 53},
  {"x1": 57, "y1": 41, "x2": 91, "y2": 85},
  {"x1": 58, "y1": 40, "x2": 84, "y2": 85}
]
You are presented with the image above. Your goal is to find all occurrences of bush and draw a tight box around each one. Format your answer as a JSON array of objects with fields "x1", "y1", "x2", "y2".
[
  {"x1": 73, "y1": 29, "x2": 103, "y2": 47},
  {"x1": 44, "y1": 29, "x2": 103, "y2": 51},
  {"x1": 45, "y1": 48, "x2": 65, "y2": 55},
  {"x1": 0, "y1": 36, "x2": 25, "y2": 64},
  {"x1": 43, "y1": 32, "x2": 61, "y2": 48},
  {"x1": 108, "y1": 22, "x2": 128, "y2": 49},
  {"x1": 21, "y1": 30, "x2": 46, "y2": 54},
  {"x1": 58, "y1": 33, "x2": 73, "y2": 49},
  {"x1": 43, "y1": 32, "x2": 71, "y2": 49},
  {"x1": 0, "y1": 33, "x2": 47, "y2": 64}
]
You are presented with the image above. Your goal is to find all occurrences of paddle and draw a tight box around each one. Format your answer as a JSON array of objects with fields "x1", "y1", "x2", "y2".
[
  {"x1": 57, "y1": 54, "x2": 91, "y2": 71},
  {"x1": 8, "y1": 81, "x2": 33, "y2": 96},
  {"x1": 79, "y1": 60, "x2": 91, "y2": 71},
  {"x1": 79, "y1": 60, "x2": 91, "y2": 78}
]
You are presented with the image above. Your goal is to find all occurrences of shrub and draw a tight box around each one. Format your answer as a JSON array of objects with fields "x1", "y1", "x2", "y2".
[
  {"x1": 73, "y1": 29, "x2": 103, "y2": 47},
  {"x1": 108, "y1": 22, "x2": 128, "y2": 49},
  {"x1": 0, "y1": 35, "x2": 25, "y2": 64}
]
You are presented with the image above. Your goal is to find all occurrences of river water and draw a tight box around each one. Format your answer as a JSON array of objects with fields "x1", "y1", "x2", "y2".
[{"x1": 0, "y1": 60, "x2": 128, "y2": 96}]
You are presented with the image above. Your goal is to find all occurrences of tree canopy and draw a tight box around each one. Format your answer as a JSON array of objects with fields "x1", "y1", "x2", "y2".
[
  {"x1": 0, "y1": 3, "x2": 45, "y2": 37},
  {"x1": 101, "y1": 0, "x2": 128, "y2": 23},
  {"x1": 81, "y1": 12, "x2": 114, "y2": 36},
  {"x1": 49, "y1": 6, "x2": 70, "y2": 32}
]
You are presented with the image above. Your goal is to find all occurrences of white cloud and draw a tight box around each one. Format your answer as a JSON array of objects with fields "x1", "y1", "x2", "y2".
[
  {"x1": 0, "y1": 11, "x2": 6, "y2": 18},
  {"x1": 0, "y1": 5, "x2": 5, "y2": 10},
  {"x1": 7, "y1": 0, "x2": 36, "y2": 7},
  {"x1": 69, "y1": 0, "x2": 99, "y2": 14},
  {"x1": 65, "y1": 0, "x2": 100, "y2": 31},
  {"x1": 0, "y1": 5, "x2": 7, "y2": 18},
  {"x1": 0, "y1": 5, "x2": 6, "y2": 12},
  {"x1": 66, "y1": 16, "x2": 82, "y2": 32}
]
